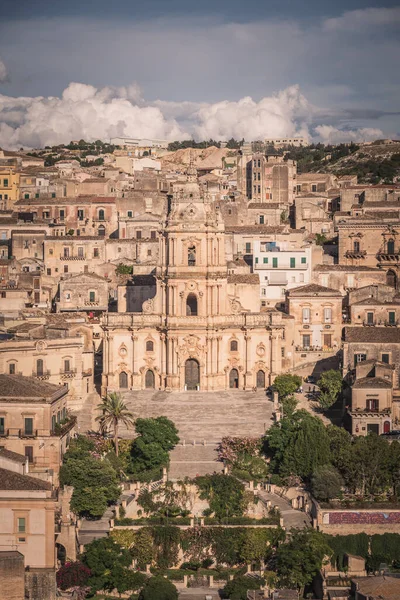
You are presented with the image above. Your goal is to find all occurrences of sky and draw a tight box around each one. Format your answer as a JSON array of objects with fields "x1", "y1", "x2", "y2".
[{"x1": 0, "y1": 0, "x2": 399, "y2": 148}]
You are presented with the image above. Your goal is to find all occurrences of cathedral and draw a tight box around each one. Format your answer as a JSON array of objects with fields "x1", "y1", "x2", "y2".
[{"x1": 101, "y1": 166, "x2": 288, "y2": 393}]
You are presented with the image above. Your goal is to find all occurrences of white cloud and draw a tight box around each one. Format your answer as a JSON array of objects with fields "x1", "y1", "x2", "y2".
[
  {"x1": 193, "y1": 85, "x2": 312, "y2": 141},
  {"x1": 323, "y1": 7, "x2": 400, "y2": 32},
  {"x1": 0, "y1": 80, "x2": 392, "y2": 149},
  {"x1": 0, "y1": 82, "x2": 187, "y2": 149},
  {"x1": 315, "y1": 125, "x2": 384, "y2": 144},
  {"x1": 0, "y1": 57, "x2": 7, "y2": 82}
]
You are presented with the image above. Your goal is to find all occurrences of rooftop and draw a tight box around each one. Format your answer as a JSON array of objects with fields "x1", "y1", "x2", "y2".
[
  {"x1": 0, "y1": 374, "x2": 68, "y2": 402},
  {"x1": 227, "y1": 274, "x2": 259, "y2": 284},
  {"x1": 352, "y1": 575, "x2": 400, "y2": 600},
  {"x1": 0, "y1": 467, "x2": 51, "y2": 491},
  {"x1": 288, "y1": 283, "x2": 342, "y2": 297},
  {"x1": 353, "y1": 376, "x2": 392, "y2": 389},
  {"x1": 345, "y1": 327, "x2": 400, "y2": 343},
  {"x1": 0, "y1": 448, "x2": 27, "y2": 464}
]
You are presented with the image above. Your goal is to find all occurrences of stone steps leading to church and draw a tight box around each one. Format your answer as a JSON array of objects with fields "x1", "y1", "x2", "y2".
[
  {"x1": 168, "y1": 444, "x2": 223, "y2": 480},
  {"x1": 118, "y1": 390, "x2": 274, "y2": 442}
]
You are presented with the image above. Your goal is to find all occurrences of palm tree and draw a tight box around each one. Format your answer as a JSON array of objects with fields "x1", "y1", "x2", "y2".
[{"x1": 96, "y1": 392, "x2": 135, "y2": 456}]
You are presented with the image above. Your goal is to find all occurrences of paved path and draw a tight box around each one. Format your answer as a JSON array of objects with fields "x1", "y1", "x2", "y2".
[
  {"x1": 258, "y1": 489, "x2": 312, "y2": 530},
  {"x1": 78, "y1": 505, "x2": 113, "y2": 546}
]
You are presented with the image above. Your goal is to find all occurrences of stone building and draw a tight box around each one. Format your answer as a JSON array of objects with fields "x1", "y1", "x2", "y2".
[
  {"x1": 337, "y1": 213, "x2": 400, "y2": 288},
  {"x1": 0, "y1": 375, "x2": 75, "y2": 484},
  {"x1": 0, "y1": 450, "x2": 56, "y2": 600},
  {"x1": 313, "y1": 264, "x2": 387, "y2": 295},
  {"x1": 294, "y1": 193, "x2": 333, "y2": 234},
  {"x1": 295, "y1": 173, "x2": 337, "y2": 194},
  {"x1": 101, "y1": 167, "x2": 289, "y2": 393},
  {"x1": 0, "y1": 316, "x2": 95, "y2": 413},
  {"x1": 14, "y1": 195, "x2": 118, "y2": 238},
  {"x1": 343, "y1": 327, "x2": 400, "y2": 391},
  {"x1": 43, "y1": 235, "x2": 106, "y2": 280},
  {"x1": 236, "y1": 153, "x2": 296, "y2": 206},
  {"x1": 285, "y1": 284, "x2": 343, "y2": 370},
  {"x1": 57, "y1": 272, "x2": 109, "y2": 313},
  {"x1": 348, "y1": 360, "x2": 395, "y2": 436}
]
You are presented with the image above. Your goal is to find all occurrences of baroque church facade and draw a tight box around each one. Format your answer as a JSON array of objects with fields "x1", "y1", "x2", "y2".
[{"x1": 101, "y1": 167, "x2": 288, "y2": 393}]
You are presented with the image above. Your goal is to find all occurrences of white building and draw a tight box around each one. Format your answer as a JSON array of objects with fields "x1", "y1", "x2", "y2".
[
  {"x1": 110, "y1": 137, "x2": 169, "y2": 149},
  {"x1": 253, "y1": 240, "x2": 321, "y2": 306}
]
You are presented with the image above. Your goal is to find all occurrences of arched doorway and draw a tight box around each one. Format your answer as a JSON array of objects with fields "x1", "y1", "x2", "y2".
[
  {"x1": 145, "y1": 369, "x2": 155, "y2": 389},
  {"x1": 256, "y1": 370, "x2": 265, "y2": 389},
  {"x1": 229, "y1": 368, "x2": 239, "y2": 389},
  {"x1": 387, "y1": 269, "x2": 397, "y2": 288},
  {"x1": 186, "y1": 294, "x2": 198, "y2": 316},
  {"x1": 185, "y1": 359, "x2": 200, "y2": 390},
  {"x1": 56, "y1": 543, "x2": 66, "y2": 566},
  {"x1": 119, "y1": 371, "x2": 128, "y2": 389},
  {"x1": 384, "y1": 421, "x2": 391, "y2": 434}
]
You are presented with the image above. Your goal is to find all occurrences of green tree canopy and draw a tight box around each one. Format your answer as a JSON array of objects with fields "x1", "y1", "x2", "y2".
[
  {"x1": 276, "y1": 529, "x2": 332, "y2": 590},
  {"x1": 81, "y1": 537, "x2": 132, "y2": 593},
  {"x1": 318, "y1": 370, "x2": 343, "y2": 411},
  {"x1": 138, "y1": 575, "x2": 178, "y2": 600},
  {"x1": 311, "y1": 465, "x2": 344, "y2": 502},
  {"x1": 195, "y1": 474, "x2": 247, "y2": 518},
  {"x1": 264, "y1": 410, "x2": 331, "y2": 481},
  {"x1": 221, "y1": 575, "x2": 265, "y2": 600},
  {"x1": 130, "y1": 417, "x2": 179, "y2": 478},
  {"x1": 273, "y1": 374, "x2": 302, "y2": 399}
]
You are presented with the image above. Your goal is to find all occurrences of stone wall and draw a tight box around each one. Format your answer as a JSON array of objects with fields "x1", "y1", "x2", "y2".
[
  {"x1": 0, "y1": 551, "x2": 25, "y2": 600},
  {"x1": 25, "y1": 568, "x2": 56, "y2": 600}
]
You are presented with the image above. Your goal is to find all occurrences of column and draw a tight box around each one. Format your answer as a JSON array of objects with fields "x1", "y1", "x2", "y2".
[
  {"x1": 217, "y1": 336, "x2": 222, "y2": 373},
  {"x1": 131, "y1": 334, "x2": 138, "y2": 375},
  {"x1": 160, "y1": 333, "x2": 165, "y2": 387},
  {"x1": 270, "y1": 331, "x2": 281, "y2": 378}
]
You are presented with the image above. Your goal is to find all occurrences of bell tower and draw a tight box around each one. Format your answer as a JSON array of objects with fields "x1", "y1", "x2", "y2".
[{"x1": 157, "y1": 154, "x2": 228, "y2": 319}]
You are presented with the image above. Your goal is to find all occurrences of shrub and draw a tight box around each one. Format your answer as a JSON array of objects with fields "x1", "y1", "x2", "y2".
[{"x1": 56, "y1": 561, "x2": 91, "y2": 590}]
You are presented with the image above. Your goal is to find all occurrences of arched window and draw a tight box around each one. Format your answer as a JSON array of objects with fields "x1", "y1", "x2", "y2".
[
  {"x1": 98, "y1": 225, "x2": 106, "y2": 237},
  {"x1": 119, "y1": 371, "x2": 128, "y2": 389},
  {"x1": 188, "y1": 245, "x2": 196, "y2": 267},
  {"x1": 146, "y1": 340, "x2": 154, "y2": 352},
  {"x1": 186, "y1": 293, "x2": 198, "y2": 316},
  {"x1": 36, "y1": 359, "x2": 44, "y2": 376},
  {"x1": 387, "y1": 238, "x2": 395, "y2": 254},
  {"x1": 230, "y1": 340, "x2": 238, "y2": 352},
  {"x1": 98, "y1": 209, "x2": 105, "y2": 221}
]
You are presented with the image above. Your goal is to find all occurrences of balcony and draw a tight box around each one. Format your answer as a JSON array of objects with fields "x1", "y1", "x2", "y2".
[
  {"x1": 385, "y1": 319, "x2": 398, "y2": 327},
  {"x1": 51, "y1": 415, "x2": 77, "y2": 437},
  {"x1": 84, "y1": 300, "x2": 99, "y2": 306},
  {"x1": 344, "y1": 250, "x2": 367, "y2": 259},
  {"x1": 32, "y1": 369, "x2": 51, "y2": 380},
  {"x1": 295, "y1": 346, "x2": 334, "y2": 353},
  {"x1": 59, "y1": 368, "x2": 77, "y2": 380},
  {"x1": 19, "y1": 429, "x2": 38, "y2": 439},
  {"x1": 376, "y1": 252, "x2": 400, "y2": 263},
  {"x1": 0, "y1": 429, "x2": 9, "y2": 438},
  {"x1": 60, "y1": 255, "x2": 85, "y2": 261}
]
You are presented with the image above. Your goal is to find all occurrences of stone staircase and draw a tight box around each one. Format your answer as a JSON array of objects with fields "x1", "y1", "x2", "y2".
[
  {"x1": 118, "y1": 390, "x2": 274, "y2": 442},
  {"x1": 168, "y1": 443, "x2": 223, "y2": 480}
]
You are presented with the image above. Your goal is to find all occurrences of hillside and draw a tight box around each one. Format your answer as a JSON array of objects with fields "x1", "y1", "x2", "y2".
[
  {"x1": 160, "y1": 146, "x2": 235, "y2": 171},
  {"x1": 287, "y1": 140, "x2": 400, "y2": 184}
]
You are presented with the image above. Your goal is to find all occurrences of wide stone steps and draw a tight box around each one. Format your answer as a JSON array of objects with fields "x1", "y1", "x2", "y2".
[
  {"x1": 168, "y1": 444, "x2": 223, "y2": 480},
  {"x1": 118, "y1": 390, "x2": 274, "y2": 442}
]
